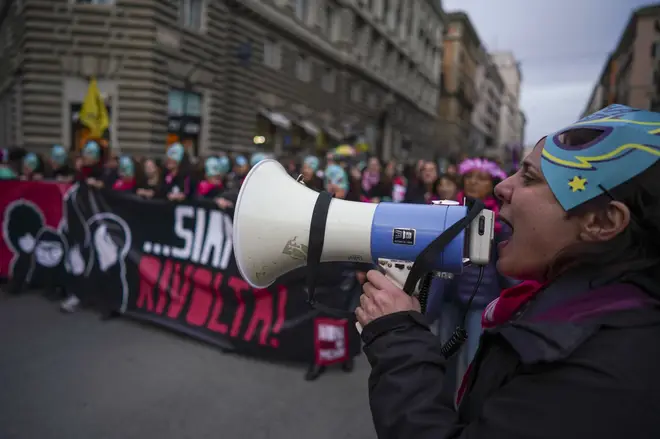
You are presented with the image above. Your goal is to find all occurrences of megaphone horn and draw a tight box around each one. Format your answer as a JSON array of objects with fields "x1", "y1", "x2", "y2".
[{"x1": 233, "y1": 159, "x2": 494, "y2": 290}]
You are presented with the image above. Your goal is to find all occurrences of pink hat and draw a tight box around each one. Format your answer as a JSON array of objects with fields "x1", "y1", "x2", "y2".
[{"x1": 458, "y1": 158, "x2": 507, "y2": 181}]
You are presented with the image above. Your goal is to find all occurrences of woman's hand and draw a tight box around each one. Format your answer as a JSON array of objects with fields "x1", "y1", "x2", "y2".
[
  {"x1": 168, "y1": 192, "x2": 185, "y2": 201},
  {"x1": 86, "y1": 178, "x2": 103, "y2": 188},
  {"x1": 215, "y1": 198, "x2": 234, "y2": 209},
  {"x1": 356, "y1": 270, "x2": 420, "y2": 327},
  {"x1": 137, "y1": 188, "x2": 154, "y2": 198}
]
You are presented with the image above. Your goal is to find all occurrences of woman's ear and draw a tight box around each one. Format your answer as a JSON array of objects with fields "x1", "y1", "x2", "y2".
[{"x1": 579, "y1": 201, "x2": 631, "y2": 243}]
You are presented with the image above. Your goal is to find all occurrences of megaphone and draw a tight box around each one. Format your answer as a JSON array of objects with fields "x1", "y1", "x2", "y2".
[{"x1": 233, "y1": 159, "x2": 495, "y2": 291}]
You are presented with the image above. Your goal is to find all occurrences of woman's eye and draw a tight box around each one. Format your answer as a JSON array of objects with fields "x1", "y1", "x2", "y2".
[{"x1": 521, "y1": 174, "x2": 534, "y2": 184}]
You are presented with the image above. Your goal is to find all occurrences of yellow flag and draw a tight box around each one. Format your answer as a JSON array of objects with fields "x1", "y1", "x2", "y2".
[{"x1": 79, "y1": 77, "x2": 109, "y2": 138}]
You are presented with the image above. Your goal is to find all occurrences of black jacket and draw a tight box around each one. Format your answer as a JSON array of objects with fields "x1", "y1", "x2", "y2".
[{"x1": 362, "y1": 269, "x2": 660, "y2": 439}]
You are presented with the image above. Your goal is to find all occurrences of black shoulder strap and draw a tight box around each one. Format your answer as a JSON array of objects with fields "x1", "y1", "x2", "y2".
[
  {"x1": 403, "y1": 199, "x2": 485, "y2": 294},
  {"x1": 306, "y1": 191, "x2": 333, "y2": 306}
]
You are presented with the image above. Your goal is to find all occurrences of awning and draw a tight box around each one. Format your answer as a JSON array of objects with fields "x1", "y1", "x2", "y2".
[
  {"x1": 299, "y1": 120, "x2": 319, "y2": 136},
  {"x1": 325, "y1": 127, "x2": 342, "y2": 140},
  {"x1": 260, "y1": 109, "x2": 291, "y2": 130}
]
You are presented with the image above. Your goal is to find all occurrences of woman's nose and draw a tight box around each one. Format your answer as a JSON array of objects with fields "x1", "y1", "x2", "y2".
[{"x1": 494, "y1": 177, "x2": 513, "y2": 203}]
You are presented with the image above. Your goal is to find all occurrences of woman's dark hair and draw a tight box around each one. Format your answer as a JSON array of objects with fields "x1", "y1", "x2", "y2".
[
  {"x1": 435, "y1": 173, "x2": 460, "y2": 189},
  {"x1": 136, "y1": 157, "x2": 160, "y2": 187},
  {"x1": 547, "y1": 129, "x2": 660, "y2": 285}
]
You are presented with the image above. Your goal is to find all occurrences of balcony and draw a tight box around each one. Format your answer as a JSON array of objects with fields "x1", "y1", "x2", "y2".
[{"x1": 456, "y1": 78, "x2": 477, "y2": 109}]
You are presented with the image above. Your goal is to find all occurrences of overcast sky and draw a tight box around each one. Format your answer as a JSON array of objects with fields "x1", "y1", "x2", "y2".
[{"x1": 441, "y1": 0, "x2": 651, "y2": 145}]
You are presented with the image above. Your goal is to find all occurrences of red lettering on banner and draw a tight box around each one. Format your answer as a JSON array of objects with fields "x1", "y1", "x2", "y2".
[
  {"x1": 243, "y1": 288, "x2": 273, "y2": 345},
  {"x1": 135, "y1": 256, "x2": 287, "y2": 350},
  {"x1": 155, "y1": 259, "x2": 174, "y2": 314},
  {"x1": 170, "y1": 263, "x2": 182, "y2": 299},
  {"x1": 270, "y1": 286, "x2": 288, "y2": 347},
  {"x1": 137, "y1": 256, "x2": 161, "y2": 311},
  {"x1": 207, "y1": 273, "x2": 228, "y2": 334},
  {"x1": 186, "y1": 268, "x2": 213, "y2": 326},
  {"x1": 166, "y1": 264, "x2": 194, "y2": 319},
  {"x1": 228, "y1": 276, "x2": 249, "y2": 337}
]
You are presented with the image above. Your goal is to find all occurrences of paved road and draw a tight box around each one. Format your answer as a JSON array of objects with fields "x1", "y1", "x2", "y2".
[{"x1": 0, "y1": 293, "x2": 376, "y2": 439}]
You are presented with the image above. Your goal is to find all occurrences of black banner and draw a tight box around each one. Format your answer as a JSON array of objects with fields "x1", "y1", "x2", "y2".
[{"x1": 1, "y1": 182, "x2": 361, "y2": 365}]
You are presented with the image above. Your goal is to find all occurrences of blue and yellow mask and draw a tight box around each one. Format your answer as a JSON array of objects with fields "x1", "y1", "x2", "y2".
[
  {"x1": 23, "y1": 153, "x2": 39, "y2": 171},
  {"x1": 82, "y1": 141, "x2": 100, "y2": 160},
  {"x1": 119, "y1": 156, "x2": 134, "y2": 177},
  {"x1": 167, "y1": 143, "x2": 185, "y2": 163},
  {"x1": 324, "y1": 164, "x2": 349, "y2": 192},
  {"x1": 51, "y1": 145, "x2": 67, "y2": 166},
  {"x1": 541, "y1": 104, "x2": 660, "y2": 211},
  {"x1": 205, "y1": 157, "x2": 222, "y2": 177},
  {"x1": 304, "y1": 156, "x2": 319, "y2": 172}
]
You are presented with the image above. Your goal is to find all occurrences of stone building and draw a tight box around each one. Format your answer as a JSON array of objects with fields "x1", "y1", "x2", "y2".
[
  {"x1": 491, "y1": 51, "x2": 524, "y2": 149},
  {"x1": 582, "y1": 4, "x2": 660, "y2": 116},
  {"x1": 437, "y1": 11, "x2": 480, "y2": 155},
  {"x1": 0, "y1": 0, "x2": 446, "y2": 160},
  {"x1": 471, "y1": 49, "x2": 505, "y2": 155}
]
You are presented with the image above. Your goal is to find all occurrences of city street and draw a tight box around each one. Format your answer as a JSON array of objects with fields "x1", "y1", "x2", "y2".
[{"x1": 0, "y1": 293, "x2": 376, "y2": 439}]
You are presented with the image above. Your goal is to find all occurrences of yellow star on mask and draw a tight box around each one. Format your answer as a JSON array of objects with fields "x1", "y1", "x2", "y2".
[{"x1": 568, "y1": 176, "x2": 587, "y2": 192}]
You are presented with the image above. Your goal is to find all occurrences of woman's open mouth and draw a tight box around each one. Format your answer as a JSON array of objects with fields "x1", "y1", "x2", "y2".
[
  {"x1": 499, "y1": 215, "x2": 514, "y2": 231},
  {"x1": 498, "y1": 215, "x2": 514, "y2": 252}
]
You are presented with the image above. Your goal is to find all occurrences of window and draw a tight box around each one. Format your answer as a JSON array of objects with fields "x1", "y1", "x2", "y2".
[
  {"x1": 294, "y1": 0, "x2": 308, "y2": 22},
  {"x1": 180, "y1": 0, "x2": 203, "y2": 29},
  {"x1": 75, "y1": 0, "x2": 114, "y2": 4},
  {"x1": 382, "y1": 0, "x2": 390, "y2": 22},
  {"x1": 168, "y1": 90, "x2": 202, "y2": 116},
  {"x1": 350, "y1": 83, "x2": 363, "y2": 103},
  {"x1": 296, "y1": 54, "x2": 312, "y2": 82},
  {"x1": 263, "y1": 38, "x2": 282, "y2": 69},
  {"x1": 323, "y1": 5, "x2": 336, "y2": 40},
  {"x1": 367, "y1": 93, "x2": 378, "y2": 109},
  {"x1": 321, "y1": 67, "x2": 336, "y2": 92}
]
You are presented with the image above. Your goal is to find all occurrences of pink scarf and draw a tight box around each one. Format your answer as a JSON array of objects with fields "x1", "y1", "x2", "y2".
[
  {"x1": 455, "y1": 191, "x2": 502, "y2": 234},
  {"x1": 361, "y1": 171, "x2": 380, "y2": 193}
]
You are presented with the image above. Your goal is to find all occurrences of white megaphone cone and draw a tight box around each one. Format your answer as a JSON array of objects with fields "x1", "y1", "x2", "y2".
[
  {"x1": 233, "y1": 159, "x2": 378, "y2": 289},
  {"x1": 233, "y1": 159, "x2": 495, "y2": 297}
]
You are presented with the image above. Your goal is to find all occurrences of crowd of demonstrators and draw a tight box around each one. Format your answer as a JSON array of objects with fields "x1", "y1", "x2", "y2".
[{"x1": 1, "y1": 140, "x2": 514, "y2": 380}]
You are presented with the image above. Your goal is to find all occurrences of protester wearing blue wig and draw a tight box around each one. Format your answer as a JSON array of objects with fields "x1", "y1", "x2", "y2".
[
  {"x1": 250, "y1": 152, "x2": 268, "y2": 167},
  {"x1": 232, "y1": 154, "x2": 250, "y2": 186},
  {"x1": 300, "y1": 155, "x2": 323, "y2": 191},
  {"x1": 79, "y1": 140, "x2": 105, "y2": 187},
  {"x1": 163, "y1": 142, "x2": 191, "y2": 201},
  {"x1": 112, "y1": 156, "x2": 136, "y2": 192},
  {"x1": 354, "y1": 105, "x2": 660, "y2": 439},
  {"x1": 48, "y1": 145, "x2": 74, "y2": 182},
  {"x1": 20, "y1": 152, "x2": 43, "y2": 180}
]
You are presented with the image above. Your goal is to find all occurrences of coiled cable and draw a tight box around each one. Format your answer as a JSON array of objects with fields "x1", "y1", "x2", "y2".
[{"x1": 440, "y1": 266, "x2": 485, "y2": 359}]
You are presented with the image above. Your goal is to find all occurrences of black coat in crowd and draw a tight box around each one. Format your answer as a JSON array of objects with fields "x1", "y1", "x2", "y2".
[{"x1": 362, "y1": 268, "x2": 660, "y2": 439}]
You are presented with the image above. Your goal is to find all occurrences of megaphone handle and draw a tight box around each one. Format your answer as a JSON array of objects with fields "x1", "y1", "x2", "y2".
[{"x1": 355, "y1": 270, "x2": 405, "y2": 335}]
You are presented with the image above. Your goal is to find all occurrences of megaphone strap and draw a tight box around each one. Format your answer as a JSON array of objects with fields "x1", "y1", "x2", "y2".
[
  {"x1": 403, "y1": 198, "x2": 486, "y2": 295},
  {"x1": 306, "y1": 191, "x2": 333, "y2": 307}
]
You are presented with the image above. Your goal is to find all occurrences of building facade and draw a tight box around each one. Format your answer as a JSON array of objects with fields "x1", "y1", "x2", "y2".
[
  {"x1": 0, "y1": 0, "x2": 227, "y2": 157},
  {"x1": 228, "y1": 0, "x2": 445, "y2": 160},
  {"x1": 491, "y1": 51, "x2": 524, "y2": 149},
  {"x1": 437, "y1": 11, "x2": 480, "y2": 155},
  {"x1": 471, "y1": 49, "x2": 504, "y2": 156},
  {"x1": 581, "y1": 4, "x2": 660, "y2": 117},
  {"x1": 0, "y1": 0, "x2": 446, "y2": 160}
]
